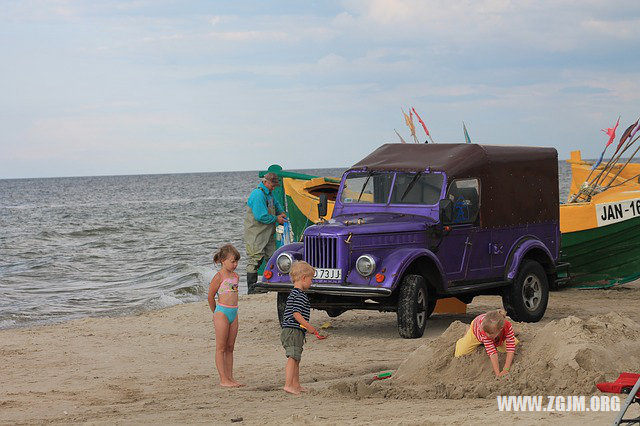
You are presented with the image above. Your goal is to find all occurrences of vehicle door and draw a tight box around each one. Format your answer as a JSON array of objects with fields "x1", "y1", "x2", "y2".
[{"x1": 437, "y1": 179, "x2": 487, "y2": 282}]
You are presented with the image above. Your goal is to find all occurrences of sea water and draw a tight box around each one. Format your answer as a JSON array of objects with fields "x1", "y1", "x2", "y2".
[{"x1": 0, "y1": 164, "x2": 571, "y2": 330}]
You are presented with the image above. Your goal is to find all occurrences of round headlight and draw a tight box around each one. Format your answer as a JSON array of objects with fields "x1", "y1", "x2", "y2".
[
  {"x1": 276, "y1": 253, "x2": 294, "y2": 273},
  {"x1": 356, "y1": 255, "x2": 376, "y2": 277}
]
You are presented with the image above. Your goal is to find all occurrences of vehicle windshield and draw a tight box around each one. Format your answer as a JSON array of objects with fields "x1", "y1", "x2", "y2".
[
  {"x1": 340, "y1": 171, "x2": 393, "y2": 204},
  {"x1": 340, "y1": 171, "x2": 444, "y2": 205}
]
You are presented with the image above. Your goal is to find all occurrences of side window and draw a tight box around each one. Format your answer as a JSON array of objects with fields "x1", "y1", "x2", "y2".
[{"x1": 446, "y1": 179, "x2": 480, "y2": 224}]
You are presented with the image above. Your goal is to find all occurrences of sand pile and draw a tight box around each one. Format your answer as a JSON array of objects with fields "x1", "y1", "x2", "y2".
[{"x1": 331, "y1": 312, "x2": 640, "y2": 399}]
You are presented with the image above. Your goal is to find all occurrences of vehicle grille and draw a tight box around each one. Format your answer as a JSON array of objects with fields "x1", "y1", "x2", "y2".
[{"x1": 304, "y1": 235, "x2": 338, "y2": 269}]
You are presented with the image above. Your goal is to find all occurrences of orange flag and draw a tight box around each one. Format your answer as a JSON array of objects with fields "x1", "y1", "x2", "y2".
[{"x1": 402, "y1": 108, "x2": 417, "y2": 142}]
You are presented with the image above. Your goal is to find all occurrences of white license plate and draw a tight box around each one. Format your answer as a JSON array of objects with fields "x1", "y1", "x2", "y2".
[{"x1": 313, "y1": 268, "x2": 342, "y2": 280}]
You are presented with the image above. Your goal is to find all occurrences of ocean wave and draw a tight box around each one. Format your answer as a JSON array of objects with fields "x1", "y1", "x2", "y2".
[
  {"x1": 66, "y1": 226, "x2": 121, "y2": 237},
  {"x1": 37, "y1": 230, "x2": 63, "y2": 239},
  {"x1": 145, "y1": 293, "x2": 184, "y2": 309},
  {"x1": 0, "y1": 319, "x2": 17, "y2": 329},
  {"x1": 174, "y1": 284, "x2": 205, "y2": 297},
  {"x1": 0, "y1": 169, "x2": 304, "y2": 328},
  {"x1": 0, "y1": 258, "x2": 53, "y2": 276}
]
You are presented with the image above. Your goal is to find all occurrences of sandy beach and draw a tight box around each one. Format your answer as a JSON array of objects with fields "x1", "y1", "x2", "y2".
[{"x1": 2, "y1": 284, "x2": 640, "y2": 425}]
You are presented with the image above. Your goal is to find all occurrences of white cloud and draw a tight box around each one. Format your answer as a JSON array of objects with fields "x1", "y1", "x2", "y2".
[
  {"x1": 342, "y1": 0, "x2": 640, "y2": 52},
  {"x1": 207, "y1": 30, "x2": 289, "y2": 42}
]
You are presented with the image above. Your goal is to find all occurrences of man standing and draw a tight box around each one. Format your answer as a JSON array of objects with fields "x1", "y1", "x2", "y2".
[{"x1": 244, "y1": 172, "x2": 287, "y2": 294}]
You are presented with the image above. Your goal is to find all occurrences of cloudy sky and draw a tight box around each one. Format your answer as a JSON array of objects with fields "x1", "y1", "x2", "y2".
[{"x1": 2, "y1": 0, "x2": 640, "y2": 178}]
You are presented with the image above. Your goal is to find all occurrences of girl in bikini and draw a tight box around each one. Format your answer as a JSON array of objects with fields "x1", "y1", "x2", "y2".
[{"x1": 208, "y1": 244, "x2": 242, "y2": 387}]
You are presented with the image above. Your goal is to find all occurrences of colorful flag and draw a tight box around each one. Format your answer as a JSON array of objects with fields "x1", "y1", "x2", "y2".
[
  {"x1": 411, "y1": 107, "x2": 430, "y2": 137},
  {"x1": 616, "y1": 119, "x2": 639, "y2": 152},
  {"x1": 402, "y1": 108, "x2": 417, "y2": 142},
  {"x1": 592, "y1": 151, "x2": 605, "y2": 170},
  {"x1": 627, "y1": 118, "x2": 640, "y2": 144},
  {"x1": 408, "y1": 109, "x2": 417, "y2": 142},
  {"x1": 394, "y1": 129, "x2": 407, "y2": 144},
  {"x1": 602, "y1": 117, "x2": 620, "y2": 147},
  {"x1": 463, "y1": 122, "x2": 471, "y2": 144}
]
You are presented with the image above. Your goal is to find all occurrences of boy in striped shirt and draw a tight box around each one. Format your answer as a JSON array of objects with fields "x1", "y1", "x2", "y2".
[
  {"x1": 281, "y1": 261, "x2": 320, "y2": 394},
  {"x1": 454, "y1": 309, "x2": 518, "y2": 377}
]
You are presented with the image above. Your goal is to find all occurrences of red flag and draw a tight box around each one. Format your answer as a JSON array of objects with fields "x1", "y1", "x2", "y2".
[
  {"x1": 411, "y1": 107, "x2": 430, "y2": 137},
  {"x1": 602, "y1": 117, "x2": 620, "y2": 147}
]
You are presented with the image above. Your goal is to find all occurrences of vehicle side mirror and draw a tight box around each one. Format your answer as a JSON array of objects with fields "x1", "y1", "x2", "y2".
[
  {"x1": 439, "y1": 198, "x2": 453, "y2": 224},
  {"x1": 318, "y1": 193, "x2": 328, "y2": 219}
]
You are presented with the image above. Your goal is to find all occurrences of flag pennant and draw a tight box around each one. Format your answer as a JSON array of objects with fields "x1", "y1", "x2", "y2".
[
  {"x1": 628, "y1": 117, "x2": 640, "y2": 143},
  {"x1": 402, "y1": 108, "x2": 417, "y2": 142},
  {"x1": 463, "y1": 122, "x2": 472, "y2": 144},
  {"x1": 408, "y1": 109, "x2": 417, "y2": 140},
  {"x1": 411, "y1": 107, "x2": 430, "y2": 138},
  {"x1": 616, "y1": 119, "x2": 639, "y2": 152},
  {"x1": 401, "y1": 108, "x2": 412, "y2": 129},
  {"x1": 592, "y1": 150, "x2": 605, "y2": 170},
  {"x1": 602, "y1": 117, "x2": 620, "y2": 147}
]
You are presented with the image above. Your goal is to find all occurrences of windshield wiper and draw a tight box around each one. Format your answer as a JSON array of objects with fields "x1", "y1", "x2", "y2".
[
  {"x1": 357, "y1": 171, "x2": 373, "y2": 202},
  {"x1": 400, "y1": 172, "x2": 422, "y2": 202}
]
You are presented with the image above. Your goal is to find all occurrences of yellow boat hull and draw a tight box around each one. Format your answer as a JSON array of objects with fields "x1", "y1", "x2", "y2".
[{"x1": 560, "y1": 151, "x2": 640, "y2": 284}]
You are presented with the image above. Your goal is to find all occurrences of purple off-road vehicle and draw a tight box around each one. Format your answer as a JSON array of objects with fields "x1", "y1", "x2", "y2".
[{"x1": 257, "y1": 144, "x2": 567, "y2": 338}]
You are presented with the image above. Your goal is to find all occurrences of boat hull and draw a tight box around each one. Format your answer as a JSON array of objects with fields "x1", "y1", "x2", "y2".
[
  {"x1": 282, "y1": 177, "x2": 337, "y2": 242},
  {"x1": 560, "y1": 150, "x2": 640, "y2": 285},
  {"x1": 560, "y1": 214, "x2": 640, "y2": 284}
]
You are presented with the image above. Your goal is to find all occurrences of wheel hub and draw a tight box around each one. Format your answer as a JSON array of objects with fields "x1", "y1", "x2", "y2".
[
  {"x1": 416, "y1": 288, "x2": 427, "y2": 327},
  {"x1": 522, "y1": 274, "x2": 542, "y2": 311}
]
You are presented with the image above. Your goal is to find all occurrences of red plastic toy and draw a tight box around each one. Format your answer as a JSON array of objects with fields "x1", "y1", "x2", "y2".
[
  {"x1": 597, "y1": 373, "x2": 640, "y2": 398},
  {"x1": 597, "y1": 372, "x2": 640, "y2": 425}
]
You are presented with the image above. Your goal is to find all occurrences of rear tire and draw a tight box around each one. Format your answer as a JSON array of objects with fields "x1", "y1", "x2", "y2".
[
  {"x1": 502, "y1": 260, "x2": 549, "y2": 322},
  {"x1": 277, "y1": 292, "x2": 288, "y2": 324},
  {"x1": 397, "y1": 274, "x2": 430, "y2": 338}
]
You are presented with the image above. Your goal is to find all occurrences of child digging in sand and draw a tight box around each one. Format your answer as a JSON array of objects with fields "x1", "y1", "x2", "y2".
[
  {"x1": 208, "y1": 244, "x2": 242, "y2": 387},
  {"x1": 280, "y1": 261, "x2": 322, "y2": 395},
  {"x1": 454, "y1": 309, "x2": 518, "y2": 377}
]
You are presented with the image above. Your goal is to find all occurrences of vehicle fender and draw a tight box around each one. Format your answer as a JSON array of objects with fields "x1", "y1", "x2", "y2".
[
  {"x1": 378, "y1": 248, "x2": 445, "y2": 290},
  {"x1": 504, "y1": 237, "x2": 554, "y2": 281},
  {"x1": 264, "y1": 243, "x2": 303, "y2": 276}
]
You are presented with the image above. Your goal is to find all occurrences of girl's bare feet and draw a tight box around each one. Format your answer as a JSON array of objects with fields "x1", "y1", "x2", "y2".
[
  {"x1": 231, "y1": 380, "x2": 244, "y2": 387},
  {"x1": 298, "y1": 386, "x2": 308, "y2": 392},
  {"x1": 220, "y1": 380, "x2": 241, "y2": 387},
  {"x1": 283, "y1": 386, "x2": 300, "y2": 395}
]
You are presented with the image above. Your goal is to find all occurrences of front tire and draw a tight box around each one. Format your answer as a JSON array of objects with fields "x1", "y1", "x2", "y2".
[
  {"x1": 397, "y1": 274, "x2": 430, "y2": 338},
  {"x1": 502, "y1": 260, "x2": 549, "y2": 322}
]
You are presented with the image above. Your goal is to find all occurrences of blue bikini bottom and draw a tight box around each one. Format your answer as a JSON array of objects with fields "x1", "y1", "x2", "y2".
[{"x1": 214, "y1": 304, "x2": 238, "y2": 323}]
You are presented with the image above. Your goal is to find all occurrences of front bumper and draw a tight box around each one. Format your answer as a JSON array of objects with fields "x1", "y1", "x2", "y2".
[{"x1": 255, "y1": 281, "x2": 392, "y2": 297}]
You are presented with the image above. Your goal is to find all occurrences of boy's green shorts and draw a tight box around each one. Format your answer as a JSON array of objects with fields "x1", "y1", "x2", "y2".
[{"x1": 281, "y1": 327, "x2": 305, "y2": 361}]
